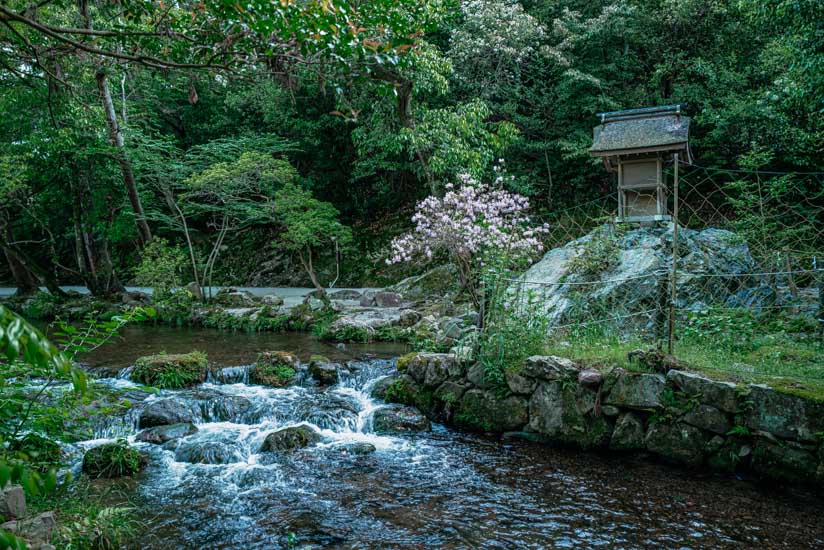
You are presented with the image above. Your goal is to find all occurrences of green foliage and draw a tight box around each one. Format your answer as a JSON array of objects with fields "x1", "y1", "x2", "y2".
[
  {"x1": 133, "y1": 239, "x2": 187, "y2": 299},
  {"x1": 476, "y1": 267, "x2": 550, "y2": 385},
  {"x1": 273, "y1": 182, "x2": 353, "y2": 291},
  {"x1": 251, "y1": 352, "x2": 299, "y2": 387},
  {"x1": 131, "y1": 351, "x2": 209, "y2": 389},
  {"x1": 566, "y1": 225, "x2": 622, "y2": 280},
  {"x1": 81, "y1": 441, "x2": 145, "y2": 479}
]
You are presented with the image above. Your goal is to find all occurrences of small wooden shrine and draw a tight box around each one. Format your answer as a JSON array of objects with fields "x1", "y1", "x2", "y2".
[{"x1": 589, "y1": 104, "x2": 692, "y2": 223}]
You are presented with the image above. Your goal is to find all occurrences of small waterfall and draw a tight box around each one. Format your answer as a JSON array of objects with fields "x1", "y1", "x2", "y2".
[
  {"x1": 206, "y1": 364, "x2": 254, "y2": 385},
  {"x1": 117, "y1": 365, "x2": 134, "y2": 379}
]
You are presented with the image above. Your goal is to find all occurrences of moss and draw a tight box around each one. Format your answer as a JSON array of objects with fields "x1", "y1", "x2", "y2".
[
  {"x1": 82, "y1": 442, "x2": 146, "y2": 479},
  {"x1": 251, "y1": 351, "x2": 299, "y2": 387},
  {"x1": 763, "y1": 378, "x2": 824, "y2": 404},
  {"x1": 566, "y1": 226, "x2": 622, "y2": 280},
  {"x1": 383, "y1": 376, "x2": 434, "y2": 413},
  {"x1": 396, "y1": 352, "x2": 419, "y2": 373},
  {"x1": 320, "y1": 323, "x2": 371, "y2": 343},
  {"x1": 454, "y1": 411, "x2": 493, "y2": 432},
  {"x1": 309, "y1": 355, "x2": 331, "y2": 365},
  {"x1": 131, "y1": 351, "x2": 208, "y2": 389}
]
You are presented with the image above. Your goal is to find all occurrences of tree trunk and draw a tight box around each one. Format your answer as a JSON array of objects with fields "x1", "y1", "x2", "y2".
[
  {"x1": 96, "y1": 70, "x2": 152, "y2": 245},
  {"x1": 298, "y1": 248, "x2": 325, "y2": 297},
  {"x1": 4, "y1": 249, "x2": 39, "y2": 296},
  {"x1": 0, "y1": 242, "x2": 65, "y2": 297}
]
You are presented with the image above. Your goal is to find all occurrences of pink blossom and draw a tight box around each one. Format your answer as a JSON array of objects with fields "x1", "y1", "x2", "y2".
[{"x1": 387, "y1": 171, "x2": 549, "y2": 276}]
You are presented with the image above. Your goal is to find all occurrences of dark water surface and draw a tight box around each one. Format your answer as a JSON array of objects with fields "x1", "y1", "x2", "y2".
[{"x1": 78, "y1": 326, "x2": 824, "y2": 549}]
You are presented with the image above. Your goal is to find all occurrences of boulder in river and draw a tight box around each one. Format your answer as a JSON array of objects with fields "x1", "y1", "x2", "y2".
[
  {"x1": 250, "y1": 351, "x2": 299, "y2": 387},
  {"x1": 130, "y1": 351, "x2": 209, "y2": 389},
  {"x1": 215, "y1": 288, "x2": 258, "y2": 307},
  {"x1": 372, "y1": 405, "x2": 430, "y2": 434},
  {"x1": 175, "y1": 433, "x2": 244, "y2": 464},
  {"x1": 309, "y1": 357, "x2": 340, "y2": 385},
  {"x1": 335, "y1": 442, "x2": 376, "y2": 456},
  {"x1": 260, "y1": 425, "x2": 322, "y2": 452},
  {"x1": 139, "y1": 398, "x2": 198, "y2": 428},
  {"x1": 136, "y1": 423, "x2": 198, "y2": 445},
  {"x1": 82, "y1": 442, "x2": 147, "y2": 478}
]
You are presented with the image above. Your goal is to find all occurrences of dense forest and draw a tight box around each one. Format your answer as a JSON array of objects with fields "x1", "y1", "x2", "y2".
[
  {"x1": 1, "y1": 2, "x2": 823, "y2": 548},
  {"x1": 1, "y1": 0, "x2": 821, "y2": 291}
]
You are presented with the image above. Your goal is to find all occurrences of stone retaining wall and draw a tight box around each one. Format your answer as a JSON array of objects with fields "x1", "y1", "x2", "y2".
[{"x1": 379, "y1": 353, "x2": 824, "y2": 489}]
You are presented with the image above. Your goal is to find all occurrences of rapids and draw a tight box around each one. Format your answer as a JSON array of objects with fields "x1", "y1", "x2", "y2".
[{"x1": 70, "y1": 327, "x2": 824, "y2": 548}]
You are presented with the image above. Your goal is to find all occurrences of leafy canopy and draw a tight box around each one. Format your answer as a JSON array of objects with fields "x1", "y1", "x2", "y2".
[{"x1": 273, "y1": 183, "x2": 353, "y2": 252}]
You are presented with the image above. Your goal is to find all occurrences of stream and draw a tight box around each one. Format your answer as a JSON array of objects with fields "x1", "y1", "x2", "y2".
[{"x1": 74, "y1": 326, "x2": 824, "y2": 548}]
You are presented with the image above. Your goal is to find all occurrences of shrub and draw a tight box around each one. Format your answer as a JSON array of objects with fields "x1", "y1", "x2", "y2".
[
  {"x1": 131, "y1": 351, "x2": 208, "y2": 389},
  {"x1": 387, "y1": 168, "x2": 548, "y2": 303},
  {"x1": 251, "y1": 351, "x2": 299, "y2": 387},
  {"x1": 133, "y1": 238, "x2": 187, "y2": 299},
  {"x1": 82, "y1": 441, "x2": 146, "y2": 479}
]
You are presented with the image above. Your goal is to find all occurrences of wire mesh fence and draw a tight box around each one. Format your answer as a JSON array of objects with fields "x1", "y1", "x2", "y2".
[{"x1": 504, "y1": 161, "x2": 824, "y2": 383}]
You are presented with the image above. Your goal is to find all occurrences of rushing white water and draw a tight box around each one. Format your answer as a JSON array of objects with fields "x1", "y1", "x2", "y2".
[{"x1": 71, "y1": 350, "x2": 824, "y2": 549}]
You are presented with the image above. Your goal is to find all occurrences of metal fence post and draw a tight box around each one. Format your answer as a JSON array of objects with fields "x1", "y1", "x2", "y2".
[{"x1": 667, "y1": 153, "x2": 680, "y2": 354}]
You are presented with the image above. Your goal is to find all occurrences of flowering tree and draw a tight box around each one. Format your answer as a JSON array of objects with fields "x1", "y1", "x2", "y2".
[{"x1": 387, "y1": 169, "x2": 548, "y2": 301}]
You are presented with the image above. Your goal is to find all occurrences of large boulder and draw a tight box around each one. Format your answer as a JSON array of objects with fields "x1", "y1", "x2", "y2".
[
  {"x1": 520, "y1": 356, "x2": 578, "y2": 381},
  {"x1": 681, "y1": 404, "x2": 731, "y2": 435},
  {"x1": 454, "y1": 389, "x2": 528, "y2": 432},
  {"x1": 175, "y1": 432, "x2": 244, "y2": 464},
  {"x1": 130, "y1": 351, "x2": 209, "y2": 389},
  {"x1": 136, "y1": 423, "x2": 198, "y2": 445},
  {"x1": 751, "y1": 438, "x2": 819, "y2": 482},
  {"x1": 372, "y1": 405, "x2": 430, "y2": 434},
  {"x1": 377, "y1": 374, "x2": 434, "y2": 414},
  {"x1": 1, "y1": 512, "x2": 56, "y2": 550},
  {"x1": 400, "y1": 353, "x2": 463, "y2": 388},
  {"x1": 139, "y1": 398, "x2": 198, "y2": 428},
  {"x1": 666, "y1": 370, "x2": 739, "y2": 413},
  {"x1": 260, "y1": 425, "x2": 322, "y2": 452},
  {"x1": 645, "y1": 422, "x2": 706, "y2": 466},
  {"x1": 0, "y1": 485, "x2": 26, "y2": 520},
  {"x1": 512, "y1": 225, "x2": 762, "y2": 328},
  {"x1": 744, "y1": 385, "x2": 824, "y2": 443},
  {"x1": 527, "y1": 381, "x2": 612, "y2": 448},
  {"x1": 604, "y1": 373, "x2": 665, "y2": 410},
  {"x1": 308, "y1": 358, "x2": 340, "y2": 386},
  {"x1": 610, "y1": 412, "x2": 646, "y2": 451},
  {"x1": 324, "y1": 308, "x2": 404, "y2": 340}
]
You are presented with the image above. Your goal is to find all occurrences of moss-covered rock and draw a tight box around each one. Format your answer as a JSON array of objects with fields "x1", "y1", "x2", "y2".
[
  {"x1": 396, "y1": 352, "x2": 419, "y2": 373},
  {"x1": 454, "y1": 389, "x2": 529, "y2": 433},
  {"x1": 645, "y1": 422, "x2": 706, "y2": 466},
  {"x1": 308, "y1": 357, "x2": 340, "y2": 385},
  {"x1": 604, "y1": 373, "x2": 665, "y2": 410},
  {"x1": 382, "y1": 374, "x2": 434, "y2": 414},
  {"x1": 260, "y1": 426, "x2": 321, "y2": 452},
  {"x1": 527, "y1": 381, "x2": 612, "y2": 448},
  {"x1": 372, "y1": 405, "x2": 430, "y2": 434},
  {"x1": 744, "y1": 384, "x2": 824, "y2": 443},
  {"x1": 82, "y1": 442, "x2": 146, "y2": 478},
  {"x1": 131, "y1": 351, "x2": 208, "y2": 389},
  {"x1": 610, "y1": 412, "x2": 646, "y2": 451},
  {"x1": 251, "y1": 351, "x2": 299, "y2": 387},
  {"x1": 751, "y1": 438, "x2": 819, "y2": 482}
]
